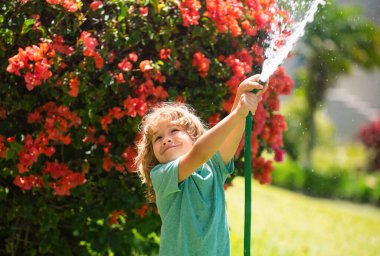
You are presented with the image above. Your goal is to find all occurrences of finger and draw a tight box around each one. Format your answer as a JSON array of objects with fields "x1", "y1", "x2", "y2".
[
  {"x1": 256, "y1": 83, "x2": 270, "y2": 96},
  {"x1": 241, "y1": 74, "x2": 260, "y2": 86},
  {"x1": 242, "y1": 81, "x2": 264, "y2": 91},
  {"x1": 244, "y1": 92, "x2": 259, "y2": 104},
  {"x1": 246, "y1": 74, "x2": 260, "y2": 82}
]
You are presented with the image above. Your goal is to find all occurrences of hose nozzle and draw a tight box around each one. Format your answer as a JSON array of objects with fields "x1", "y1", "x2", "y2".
[{"x1": 258, "y1": 79, "x2": 267, "y2": 86}]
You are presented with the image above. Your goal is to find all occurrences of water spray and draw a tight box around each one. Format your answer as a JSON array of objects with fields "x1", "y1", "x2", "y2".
[{"x1": 243, "y1": 1, "x2": 325, "y2": 255}]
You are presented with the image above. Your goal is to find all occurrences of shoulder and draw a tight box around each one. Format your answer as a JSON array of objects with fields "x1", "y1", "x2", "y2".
[
  {"x1": 210, "y1": 152, "x2": 235, "y2": 175},
  {"x1": 150, "y1": 159, "x2": 179, "y2": 178},
  {"x1": 150, "y1": 158, "x2": 181, "y2": 197}
]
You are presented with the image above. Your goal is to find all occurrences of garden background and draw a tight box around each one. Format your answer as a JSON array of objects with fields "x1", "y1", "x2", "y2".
[{"x1": 1, "y1": 0, "x2": 379, "y2": 255}]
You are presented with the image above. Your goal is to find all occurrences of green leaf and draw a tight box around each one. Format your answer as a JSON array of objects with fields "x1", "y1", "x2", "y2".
[
  {"x1": 10, "y1": 142, "x2": 23, "y2": 152},
  {"x1": 118, "y1": 5, "x2": 127, "y2": 22},
  {"x1": 21, "y1": 19, "x2": 36, "y2": 35},
  {"x1": 5, "y1": 149, "x2": 15, "y2": 160}
]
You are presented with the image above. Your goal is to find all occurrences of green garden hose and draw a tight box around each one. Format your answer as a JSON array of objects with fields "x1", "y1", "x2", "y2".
[
  {"x1": 244, "y1": 83, "x2": 265, "y2": 256},
  {"x1": 244, "y1": 111, "x2": 253, "y2": 256}
]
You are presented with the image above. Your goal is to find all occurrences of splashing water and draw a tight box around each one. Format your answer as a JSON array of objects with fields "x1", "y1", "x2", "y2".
[{"x1": 259, "y1": 0, "x2": 326, "y2": 83}]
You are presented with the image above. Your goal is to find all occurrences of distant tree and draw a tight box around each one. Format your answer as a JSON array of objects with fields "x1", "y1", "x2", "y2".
[{"x1": 285, "y1": 0, "x2": 380, "y2": 166}]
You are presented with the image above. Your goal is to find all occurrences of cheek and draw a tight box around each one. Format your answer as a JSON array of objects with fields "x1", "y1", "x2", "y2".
[
  {"x1": 152, "y1": 142, "x2": 159, "y2": 152},
  {"x1": 179, "y1": 132, "x2": 194, "y2": 145},
  {"x1": 152, "y1": 142, "x2": 160, "y2": 156}
]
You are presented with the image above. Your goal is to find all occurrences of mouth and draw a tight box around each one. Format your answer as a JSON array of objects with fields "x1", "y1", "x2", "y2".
[{"x1": 163, "y1": 144, "x2": 178, "y2": 153}]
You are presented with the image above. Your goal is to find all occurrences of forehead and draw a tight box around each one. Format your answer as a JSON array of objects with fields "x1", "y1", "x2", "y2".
[{"x1": 150, "y1": 119, "x2": 179, "y2": 135}]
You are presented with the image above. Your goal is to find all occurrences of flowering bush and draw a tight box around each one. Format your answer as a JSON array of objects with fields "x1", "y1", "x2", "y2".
[
  {"x1": 0, "y1": 0, "x2": 293, "y2": 254},
  {"x1": 359, "y1": 116, "x2": 380, "y2": 171}
]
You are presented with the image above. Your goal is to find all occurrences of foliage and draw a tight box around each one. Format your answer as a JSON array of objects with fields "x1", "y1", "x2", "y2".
[
  {"x1": 294, "y1": 0, "x2": 380, "y2": 166},
  {"x1": 359, "y1": 116, "x2": 380, "y2": 171},
  {"x1": 0, "y1": 0, "x2": 293, "y2": 254},
  {"x1": 281, "y1": 86, "x2": 310, "y2": 162},
  {"x1": 271, "y1": 156, "x2": 380, "y2": 206},
  {"x1": 281, "y1": 85, "x2": 336, "y2": 164},
  {"x1": 279, "y1": 92, "x2": 379, "y2": 206}
]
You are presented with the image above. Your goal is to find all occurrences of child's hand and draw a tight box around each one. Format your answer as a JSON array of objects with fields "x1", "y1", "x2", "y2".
[
  {"x1": 237, "y1": 74, "x2": 267, "y2": 96},
  {"x1": 234, "y1": 74, "x2": 268, "y2": 118},
  {"x1": 236, "y1": 91, "x2": 260, "y2": 118}
]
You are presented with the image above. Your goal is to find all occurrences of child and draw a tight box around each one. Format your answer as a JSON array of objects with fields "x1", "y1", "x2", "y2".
[{"x1": 135, "y1": 74, "x2": 265, "y2": 255}]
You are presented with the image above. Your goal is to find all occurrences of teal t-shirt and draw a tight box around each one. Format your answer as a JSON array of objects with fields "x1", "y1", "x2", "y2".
[{"x1": 150, "y1": 152, "x2": 234, "y2": 256}]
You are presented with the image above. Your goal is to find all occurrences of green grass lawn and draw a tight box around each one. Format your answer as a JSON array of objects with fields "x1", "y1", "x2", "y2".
[{"x1": 226, "y1": 177, "x2": 380, "y2": 256}]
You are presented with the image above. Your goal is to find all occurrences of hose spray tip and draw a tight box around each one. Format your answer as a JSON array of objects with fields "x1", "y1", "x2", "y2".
[{"x1": 258, "y1": 79, "x2": 267, "y2": 86}]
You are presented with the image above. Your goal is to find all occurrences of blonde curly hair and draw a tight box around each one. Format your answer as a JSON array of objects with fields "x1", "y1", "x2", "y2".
[{"x1": 135, "y1": 102, "x2": 207, "y2": 202}]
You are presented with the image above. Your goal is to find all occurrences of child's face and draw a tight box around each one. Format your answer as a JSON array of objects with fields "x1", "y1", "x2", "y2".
[{"x1": 151, "y1": 119, "x2": 194, "y2": 164}]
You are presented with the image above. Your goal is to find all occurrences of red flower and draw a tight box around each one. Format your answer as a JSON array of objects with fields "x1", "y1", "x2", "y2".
[
  {"x1": 204, "y1": 0, "x2": 243, "y2": 36},
  {"x1": 192, "y1": 51, "x2": 210, "y2": 77},
  {"x1": 254, "y1": 12, "x2": 269, "y2": 30},
  {"x1": 139, "y1": 7, "x2": 149, "y2": 16},
  {"x1": 108, "y1": 51, "x2": 115, "y2": 63},
  {"x1": 46, "y1": 0, "x2": 78, "y2": 12},
  {"x1": 100, "y1": 114, "x2": 112, "y2": 132},
  {"x1": 178, "y1": 0, "x2": 201, "y2": 27},
  {"x1": 24, "y1": 72, "x2": 42, "y2": 91},
  {"x1": 102, "y1": 155, "x2": 114, "y2": 172},
  {"x1": 122, "y1": 146, "x2": 137, "y2": 172},
  {"x1": 0, "y1": 136, "x2": 8, "y2": 159},
  {"x1": 93, "y1": 51, "x2": 104, "y2": 69},
  {"x1": 68, "y1": 75, "x2": 80, "y2": 97},
  {"x1": 7, "y1": 43, "x2": 54, "y2": 90},
  {"x1": 252, "y1": 157, "x2": 275, "y2": 184},
  {"x1": 135, "y1": 204, "x2": 148, "y2": 218},
  {"x1": 207, "y1": 113, "x2": 221, "y2": 128},
  {"x1": 159, "y1": 48, "x2": 171, "y2": 60},
  {"x1": 153, "y1": 71, "x2": 166, "y2": 83},
  {"x1": 108, "y1": 209, "x2": 125, "y2": 225},
  {"x1": 49, "y1": 172, "x2": 86, "y2": 196},
  {"x1": 52, "y1": 35, "x2": 75, "y2": 55},
  {"x1": 90, "y1": 0, "x2": 102, "y2": 11},
  {"x1": 272, "y1": 145, "x2": 286, "y2": 162},
  {"x1": 110, "y1": 107, "x2": 125, "y2": 120},
  {"x1": 6, "y1": 48, "x2": 28, "y2": 75},
  {"x1": 80, "y1": 31, "x2": 99, "y2": 51},
  {"x1": 118, "y1": 58, "x2": 133, "y2": 72},
  {"x1": 43, "y1": 161, "x2": 71, "y2": 179},
  {"x1": 139, "y1": 60, "x2": 153, "y2": 72},
  {"x1": 123, "y1": 96, "x2": 148, "y2": 117},
  {"x1": 128, "y1": 52, "x2": 138, "y2": 62},
  {"x1": 13, "y1": 175, "x2": 43, "y2": 190},
  {"x1": 153, "y1": 86, "x2": 169, "y2": 100},
  {"x1": 124, "y1": 96, "x2": 148, "y2": 117},
  {"x1": 175, "y1": 96, "x2": 186, "y2": 103},
  {"x1": 114, "y1": 72, "x2": 126, "y2": 84}
]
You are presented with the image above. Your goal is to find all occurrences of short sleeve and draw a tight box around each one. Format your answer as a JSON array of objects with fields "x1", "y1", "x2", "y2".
[
  {"x1": 214, "y1": 151, "x2": 235, "y2": 177},
  {"x1": 150, "y1": 158, "x2": 181, "y2": 199}
]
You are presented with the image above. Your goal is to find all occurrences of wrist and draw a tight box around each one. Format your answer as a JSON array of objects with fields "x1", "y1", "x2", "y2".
[{"x1": 232, "y1": 108, "x2": 248, "y2": 120}]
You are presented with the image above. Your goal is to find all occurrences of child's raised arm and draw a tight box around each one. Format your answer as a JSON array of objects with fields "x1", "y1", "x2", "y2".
[
  {"x1": 218, "y1": 75, "x2": 267, "y2": 164},
  {"x1": 177, "y1": 75, "x2": 264, "y2": 182}
]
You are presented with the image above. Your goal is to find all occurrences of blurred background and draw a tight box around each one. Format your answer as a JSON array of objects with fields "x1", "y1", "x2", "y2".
[
  {"x1": 275, "y1": 0, "x2": 380, "y2": 199},
  {"x1": 228, "y1": 0, "x2": 380, "y2": 255}
]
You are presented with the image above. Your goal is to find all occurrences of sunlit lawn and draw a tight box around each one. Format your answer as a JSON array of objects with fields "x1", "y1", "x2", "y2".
[{"x1": 226, "y1": 177, "x2": 380, "y2": 256}]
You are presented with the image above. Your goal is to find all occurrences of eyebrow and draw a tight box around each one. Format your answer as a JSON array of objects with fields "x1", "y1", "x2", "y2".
[{"x1": 151, "y1": 123, "x2": 180, "y2": 137}]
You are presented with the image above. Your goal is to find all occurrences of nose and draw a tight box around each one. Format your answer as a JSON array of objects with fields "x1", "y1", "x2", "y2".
[{"x1": 163, "y1": 137, "x2": 172, "y2": 145}]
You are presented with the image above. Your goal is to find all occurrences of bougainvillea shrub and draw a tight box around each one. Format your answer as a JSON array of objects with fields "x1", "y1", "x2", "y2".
[
  {"x1": 0, "y1": 0, "x2": 293, "y2": 254},
  {"x1": 359, "y1": 116, "x2": 380, "y2": 171}
]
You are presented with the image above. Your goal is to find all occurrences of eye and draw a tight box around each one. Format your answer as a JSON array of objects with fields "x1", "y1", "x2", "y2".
[
  {"x1": 154, "y1": 136, "x2": 162, "y2": 142},
  {"x1": 171, "y1": 128, "x2": 179, "y2": 133}
]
